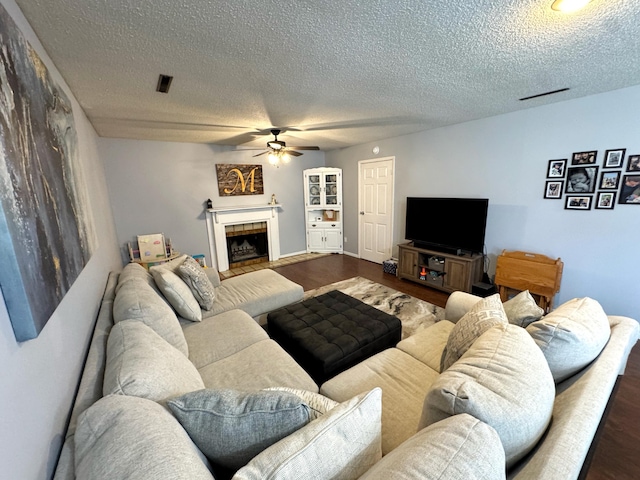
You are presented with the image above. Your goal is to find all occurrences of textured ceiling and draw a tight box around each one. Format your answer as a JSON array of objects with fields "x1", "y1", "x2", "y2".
[{"x1": 13, "y1": 0, "x2": 640, "y2": 150}]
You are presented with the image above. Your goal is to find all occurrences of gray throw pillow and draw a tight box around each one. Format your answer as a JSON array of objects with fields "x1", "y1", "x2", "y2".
[
  {"x1": 178, "y1": 256, "x2": 216, "y2": 310},
  {"x1": 526, "y1": 297, "x2": 611, "y2": 383},
  {"x1": 503, "y1": 290, "x2": 544, "y2": 327},
  {"x1": 440, "y1": 293, "x2": 508, "y2": 371},
  {"x1": 150, "y1": 266, "x2": 202, "y2": 321},
  {"x1": 168, "y1": 389, "x2": 311, "y2": 470},
  {"x1": 263, "y1": 387, "x2": 339, "y2": 420}
]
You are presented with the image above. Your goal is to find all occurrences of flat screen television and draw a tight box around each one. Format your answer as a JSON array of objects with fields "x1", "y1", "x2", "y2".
[{"x1": 405, "y1": 197, "x2": 488, "y2": 254}]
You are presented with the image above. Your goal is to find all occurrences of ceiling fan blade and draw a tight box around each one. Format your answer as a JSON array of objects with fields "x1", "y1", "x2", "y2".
[
  {"x1": 252, "y1": 151, "x2": 269, "y2": 157},
  {"x1": 286, "y1": 150, "x2": 304, "y2": 157},
  {"x1": 289, "y1": 146, "x2": 320, "y2": 150}
]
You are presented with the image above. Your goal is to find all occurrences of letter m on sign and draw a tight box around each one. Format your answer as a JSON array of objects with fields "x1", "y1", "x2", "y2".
[{"x1": 215, "y1": 164, "x2": 264, "y2": 196}]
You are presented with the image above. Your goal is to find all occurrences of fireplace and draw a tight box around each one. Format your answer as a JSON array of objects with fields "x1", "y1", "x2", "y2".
[
  {"x1": 226, "y1": 222, "x2": 269, "y2": 268},
  {"x1": 205, "y1": 204, "x2": 282, "y2": 272}
]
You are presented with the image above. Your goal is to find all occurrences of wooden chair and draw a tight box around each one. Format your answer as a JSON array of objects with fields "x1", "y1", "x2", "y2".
[{"x1": 494, "y1": 250, "x2": 563, "y2": 313}]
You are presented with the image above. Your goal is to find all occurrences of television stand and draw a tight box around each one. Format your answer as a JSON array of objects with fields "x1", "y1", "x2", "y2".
[{"x1": 397, "y1": 242, "x2": 484, "y2": 294}]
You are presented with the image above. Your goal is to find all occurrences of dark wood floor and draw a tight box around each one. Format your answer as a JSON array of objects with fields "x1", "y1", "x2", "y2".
[{"x1": 273, "y1": 254, "x2": 640, "y2": 479}]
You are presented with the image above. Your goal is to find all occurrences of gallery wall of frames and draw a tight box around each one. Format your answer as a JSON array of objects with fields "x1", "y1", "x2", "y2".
[{"x1": 544, "y1": 148, "x2": 640, "y2": 210}]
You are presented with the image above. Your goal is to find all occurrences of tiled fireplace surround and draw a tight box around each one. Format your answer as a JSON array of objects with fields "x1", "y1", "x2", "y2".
[{"x1": 205, "y1": 204, "x2": 282, "y2": 272}]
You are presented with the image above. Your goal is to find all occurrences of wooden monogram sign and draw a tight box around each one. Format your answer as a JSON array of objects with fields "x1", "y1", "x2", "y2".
[{"x1": 215, "y1": 164, "x2": 264, "y2": 196}]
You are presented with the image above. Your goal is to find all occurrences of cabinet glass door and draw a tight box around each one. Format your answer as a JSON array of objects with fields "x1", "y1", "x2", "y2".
[
  {"x1": 308, "y1": 175, "x2": 321, "y2": 205},
  {"x1": 324, "y1": 174, "x2": 338, "y2": 205}
]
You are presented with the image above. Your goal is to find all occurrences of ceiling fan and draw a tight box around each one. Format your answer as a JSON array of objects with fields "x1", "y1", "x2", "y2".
[{"x1": 252, "y1": 129, "x2": 320, "y2": 160}]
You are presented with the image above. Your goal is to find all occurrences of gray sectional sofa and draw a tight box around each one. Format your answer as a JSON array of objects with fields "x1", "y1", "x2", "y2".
[{"x1": 53, "y1": 259, "x2": 639, "y2": 479}]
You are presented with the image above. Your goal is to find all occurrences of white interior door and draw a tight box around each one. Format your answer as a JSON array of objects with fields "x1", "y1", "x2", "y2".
[{"x1": 358, "y1": 157, "x2": 394, "y2": 263}]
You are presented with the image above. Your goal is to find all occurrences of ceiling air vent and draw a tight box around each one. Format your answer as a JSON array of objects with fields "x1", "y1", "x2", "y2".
[
  {"x1": 519, "y1": 88, "x2": 569, "y2": 101},
  {"x1": 156, "y1": 74, "x2": 173, "y2": 93}
]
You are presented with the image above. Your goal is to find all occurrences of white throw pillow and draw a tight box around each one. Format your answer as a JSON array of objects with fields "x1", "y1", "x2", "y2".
[
  {"x1": 233, "y1": 388, "x2": 382, "y2": 480},
  {"x1": 526, "y1": 297, "x2": 611, "y2": 383},
  {"x1": 104, "y1": 321, "x2": 204, "y2": 404},
  {"x1": 75, "y1": 395, "x2": 213, "y2": 480},
  {"x1": 150, "y1": 266, "x2": 202, "y2": 321},
  {"x1": 422, "y1": 324, "x2": 555, "y2": 467},
  {"x1": 441, "y1": 293, "x2": 508, "y2": 371}
]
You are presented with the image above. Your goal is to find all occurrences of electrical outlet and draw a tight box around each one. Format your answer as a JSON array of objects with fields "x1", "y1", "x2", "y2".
[{"x1": 344, "y1": 236, "x2": 347, "y2": 243}]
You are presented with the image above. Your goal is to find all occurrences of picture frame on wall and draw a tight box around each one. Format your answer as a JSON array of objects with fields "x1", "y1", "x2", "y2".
[
  {"x1": 571, "y1": 150, "x2": 597, "y2": 165},
  {"x1": 566, "y1": 166, "x2": 598, "y2": 193},
  {"x1": 625, "y1": 154, "x2": 640, "y2": 172},
  {"x1": 598, "y1": 171, "x2": 621, "y2": 190},
  {"x1": 547, "y1": 159, "x2": 567, "y2": 178},
  {"x1": 618, "y1": 174, "x2": 640, "y2": 204},
  {"x1": 544, "y1": 180, "x2": 563, "y2": 199},
  {"x1": 565, "y1": 195, "x2": 592, "y2": 210},
  {"x1": 603, "y1": 149, "x2": 625, "y2": 168},
  {"x1": 595, "y1": 192, "x2": 616, "y2": 209}
]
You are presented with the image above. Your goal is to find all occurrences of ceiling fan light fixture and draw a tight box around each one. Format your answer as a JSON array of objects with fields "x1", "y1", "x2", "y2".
[
  {"x1": 268, "y1": 152, "x2": 279, "y2": 165},
  {"x1": 282, "y1": 153, "x2": 291, "y2": 164},
  {"x1": 551, "y1": 0, "x2": 592, "y2": 12}
]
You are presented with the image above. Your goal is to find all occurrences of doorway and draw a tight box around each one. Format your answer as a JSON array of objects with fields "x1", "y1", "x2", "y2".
[{"x1": 358, "y1": 157, "x2": 395, "y2": 264}]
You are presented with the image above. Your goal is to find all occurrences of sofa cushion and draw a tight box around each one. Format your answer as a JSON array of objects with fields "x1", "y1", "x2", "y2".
[
  {"x1": 104, "y1": 321, "x2": 204, "y2": 404},
  {"x1": 115, "y1": 262, "x2": 158, "y2": 295},
  {"x1": 320, "y1": 348, "x2": 440, "y2": 455},
  {"x1": 421, "y1": 324, "x2": 555, "y2": 467},
  {"x1": 182, "y1": 309, "x2": 269, "y2": 369},
  {"x1": 75, "y1": 395, "x2": 213, "y2": 480},
  {"x1": 359, "y1": 414, "x2": 505, "y2": 480},
  {"x1": 440, "y1": 293, "x2": 508, "y2": 371},
  {"x1": 178, "y1": 256, "x2": 216, "y2": 310},
  {"x1": 168, "y1": 389, "x2": 311, "y2": 470},
  {"x1": 526, "y1": 297, "x2": 611, "y2": 383},
  {"x1": 150, "y1": 266, "x2": 202, "y2": 322},
  {"x1": 397, "y1": 320, "x2": 455, "y2": 372},
  {"x1": 233, "y1": 388, "x2": 382, "y2": 480},
  {"x1": 205, "y1": 266, "x2": 222, "y2": 287},
  {"x1": 197, "y1": 339, "x2": 318, "y2": 393},
  {"x1": 205, "y1": 269, "x2": 303, "y2": 318},
  {"x1": 113, "y1": 277, "x2": 188, "y2": 356},
  {"x1": 503, "y1": 290, "x2": 544, "y2": 327}
]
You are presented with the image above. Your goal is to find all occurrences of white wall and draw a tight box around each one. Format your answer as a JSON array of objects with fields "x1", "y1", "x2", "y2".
[
  {"x1": 0, "y1": 1, "x2": 121, "y2": 478},
  {"x1": 99, "y1": 139, "x2": 325, "y2": 266},
  {"x1": 327, "y1": 85, "x2": 640, "y2": 318}
]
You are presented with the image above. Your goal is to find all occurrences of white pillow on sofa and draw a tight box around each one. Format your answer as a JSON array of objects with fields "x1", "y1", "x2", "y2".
[
  {"x1": 526, "y1": 297, "x2": 611, "y2": 383},
  {"x1": 421, "y1": 324, "x2": 555, "y2": 468},
  {"x1": 75, "y1": 395, "x2": 213, "y2": 480},
  {"x1": 233, "y1": 388, "x2": 382, "y2": 480},
  {"x1": 150, "y1": 265, "x2": 202, "y2": 322},
  {"x1": 104, "y1": 321, "x2": 204, "y2": 404}
]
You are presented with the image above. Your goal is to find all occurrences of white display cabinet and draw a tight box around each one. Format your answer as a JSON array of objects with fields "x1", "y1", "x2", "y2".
[{"x1": 303, "y1": 168, "x2": 343, "y2": 253}]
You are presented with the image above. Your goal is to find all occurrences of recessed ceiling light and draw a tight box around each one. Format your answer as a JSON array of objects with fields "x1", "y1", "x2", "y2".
[{"x1": 551, "y1": 0, "x2": 592, "y2": 12}]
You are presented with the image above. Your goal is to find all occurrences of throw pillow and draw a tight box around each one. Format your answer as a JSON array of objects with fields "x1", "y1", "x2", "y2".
[
  {"x1": 503, "y1": 290, "x2": 544, "y2": 327},
  {"x1": 526, "y1": 297, "x2": 611, "y2": 383},
  {"x1": 168, "y1": 389, "x2": 311, "y2": 470},
  {"x1": 233, "y1": 388, "x2": 382, "y2": 480},
  {"x1": 75, "y1": 395, "x2": 213, "y2": 480},
  {"x1": 421, "y1": 324, "x2": 555, "y2": 467},
  {"x1": 440, "y1": 293, "x2": 508, "y2": 371},
  {"x1": 359, "y1": 414, "x2": 505, "y2": 480},
  {"x1": 263, "y1": 387, "x2": 339, "y2": 420},
  {"x1": 150, "y1": 266, "x2": 202, "y2": 321},
  {"x1": 103, "y1": 321, "x2": 204, "y2": 404},
  {"x1": 178, "y1": 256, "x2": 216, "y2": 310},
  {"x1": 113, "y1": 277, "x2": 188, "y2": 356}
]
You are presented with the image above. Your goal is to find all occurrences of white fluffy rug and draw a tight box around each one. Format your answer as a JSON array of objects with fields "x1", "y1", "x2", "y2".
[{"x1": 304, "y1": 276, "x2": 445, "y2": 339}]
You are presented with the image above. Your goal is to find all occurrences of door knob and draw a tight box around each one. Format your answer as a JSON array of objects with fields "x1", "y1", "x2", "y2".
[{"x1": 359, "y1": 211, "x2": 364, "y2": 215}]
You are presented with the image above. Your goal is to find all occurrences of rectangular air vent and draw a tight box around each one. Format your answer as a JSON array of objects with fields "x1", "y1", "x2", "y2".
[{"x1": 156, "y1": 74, "x2": 173, "y2": 93}]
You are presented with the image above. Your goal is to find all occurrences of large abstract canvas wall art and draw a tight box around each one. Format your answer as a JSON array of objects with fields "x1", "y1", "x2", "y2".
[{"x1": 0, "y1": 5, "x2": 97, "y2": 341}]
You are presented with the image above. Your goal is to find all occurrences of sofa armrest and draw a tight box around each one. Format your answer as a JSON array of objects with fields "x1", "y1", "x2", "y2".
[{"x1": 444, "y1": 291, "x2": 482, "y2": 323}]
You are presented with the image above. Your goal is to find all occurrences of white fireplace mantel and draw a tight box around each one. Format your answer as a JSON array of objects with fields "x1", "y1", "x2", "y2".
[{"x1": 205, "y1": 204, "x2": 283, "y2": 272}]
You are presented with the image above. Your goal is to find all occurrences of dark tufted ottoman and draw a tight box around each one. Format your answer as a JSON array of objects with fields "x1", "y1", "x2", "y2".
[{"x1": 267, "y1": 290, "x2": 402, "y2": 384}]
